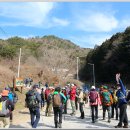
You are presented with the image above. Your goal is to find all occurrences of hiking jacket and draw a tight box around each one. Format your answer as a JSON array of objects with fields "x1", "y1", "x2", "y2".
[
  {"x1": 45, "y1": 89, "x2": 50, "y2": 100},
  {"x1": 69, "y1": 87, "x2": 76, "y2": 101},
  {"x1": 0, "y1": 96, "x2": 14, "y2": 117},
  {"x1": 116, "y1": 79, "x2": 127, "y2": 107},
  {"x1": 78, "y1": 91, "x2": 84, "y2": 103},
  {"x1": 53, "y1": 91, "x2": 67, "y2": 107},
  {"x1": 89, "y1": 90, "x2": 101, "y2": 106},
  {"x1": 100, "y1": 90, "x2": 113, "y2": 106}
]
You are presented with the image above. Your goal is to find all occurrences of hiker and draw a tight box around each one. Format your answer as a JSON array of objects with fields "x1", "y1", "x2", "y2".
[
  {"x1": 53, "y1": 87, "x2": 66, "y2": 128},
  {"x1": 111, "y1": 86, "x2": 118, "y2": 120},
  {"x1": 62, "y1": 87, "x2": 68, "y2": 114},
  {"x1": 0, "y1": 90, "x2": 14, "y2": 128},
  {"x1": 115, "y1": 73, "x2": 128, "y2": 128},
  {"x1": 25, "y1": 84, "x2": 41, "y2": 128},
  {"x1": 45, "y1": 87, "x2": 54, "y2": 116},
  {"x1": 69, "y1": 84, "x2": 76, "y2": 116},
  {"x1": 77, "y1": 88, "x2": 84, "y2": 119},
  {"x1": 100, "y1": 85, "x2": 113, "y2": 123},
  {"x1": 75, "y1": 88, "x2": 79, "y2": 110},
  {"x1": 89, "y1": 86, "x2": 101, "y2": 123},
  {"x1": 40, "y1": 88, "x2": 45, "y2": 110}
]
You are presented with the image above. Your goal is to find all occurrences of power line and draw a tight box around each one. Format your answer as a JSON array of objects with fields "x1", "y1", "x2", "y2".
[{"x1": 0, "y1": 26, "x2": 9, "y2": 38}]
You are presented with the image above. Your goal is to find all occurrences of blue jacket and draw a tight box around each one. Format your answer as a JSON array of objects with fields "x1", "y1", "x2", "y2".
[{"x1": 116, "y1": 79, "x2": 127, "y2": 107}]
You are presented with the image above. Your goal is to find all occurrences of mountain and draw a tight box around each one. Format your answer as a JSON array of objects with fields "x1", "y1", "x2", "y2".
[
  {"x1": 0, "y1": 35, "x2": 91, "y2": 87},
  {"x1": 79, "y1": 26, "x2": 130, "y2": 86}
]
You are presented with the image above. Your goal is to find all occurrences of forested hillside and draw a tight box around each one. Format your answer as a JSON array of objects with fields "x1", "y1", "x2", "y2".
[
  {"x1": 79, "y1": 27, "x2": 130, "y2": 85},
  {"x1": 0, "y1": 35, "x2": 90, "y2": 87}
]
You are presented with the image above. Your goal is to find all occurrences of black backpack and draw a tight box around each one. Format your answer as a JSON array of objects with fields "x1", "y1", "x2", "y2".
[{"x1": 25, "y1": 90, "x2": 39, "y2": 108}]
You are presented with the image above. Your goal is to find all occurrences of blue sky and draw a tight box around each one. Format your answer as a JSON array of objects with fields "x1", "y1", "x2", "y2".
[{"x1": 0, "y1": 2, "x2": 130, "y2": 48}]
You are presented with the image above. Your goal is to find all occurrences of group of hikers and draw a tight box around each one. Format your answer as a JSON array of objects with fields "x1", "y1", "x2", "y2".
[
  {"x1": 0, "y1": 73, "x2": 130, "y2": 128},
  {"x1": 24, "y1": 73, "x2": 130, "y2": 128},
  {"x1": 0, "y1": 86, "x2": 18, "y2": 128}
]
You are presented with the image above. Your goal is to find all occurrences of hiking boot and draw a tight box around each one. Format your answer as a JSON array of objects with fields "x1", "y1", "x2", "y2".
[
  {"x1": 123, "y1": 124, "x2": 128, "y2": 128},
  {"x1": 59, "y1": 123, "x2": 62, "y2": 128},
  {"x1": 108, "y1": 120, "x2": 111, "y2": 123},
  {"x1": 55, "y1": 122, "x2": 58, "y2": 128},
  {"x1": 115, "y1": 125, "x2": 122, "y2": 128},
  {"x1": 92, "y1": 121, "x2": 95, "y2": 123}
]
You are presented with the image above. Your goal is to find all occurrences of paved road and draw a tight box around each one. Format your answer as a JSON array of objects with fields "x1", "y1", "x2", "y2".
[{"x1": 10, "y1": 101, "x2": 130, "y2": 129}]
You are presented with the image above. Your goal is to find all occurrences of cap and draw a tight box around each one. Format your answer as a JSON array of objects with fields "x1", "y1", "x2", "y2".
[
  {"x1": 91, "y1": 86, "x2": 95, "y2": 89},
  {"x1": 103, "y1": 86, "x2": 108, "y2": 89}
]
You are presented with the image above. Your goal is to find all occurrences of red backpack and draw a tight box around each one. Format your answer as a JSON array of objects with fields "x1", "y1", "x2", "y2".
[{"x1": 89, "y1": 91, "x2": 98, "y2": 103}]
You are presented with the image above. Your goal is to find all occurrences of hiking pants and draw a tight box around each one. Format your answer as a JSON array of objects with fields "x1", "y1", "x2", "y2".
[
  {"x1": 102, "y1": 105, "x2": 111, "y2": 120},
  {"x1": 75, "y1": 97, "x2": 78, "y2": 110},
  {"x1": 41, "y1": 99, "x2": 45, "y2": 109},
  {"x1": 29, "y1": 107, "x2": 40, "y2": 128},
  {"x1": 111, "y1": 102, "x2": 118, "y2": 119},
  {"x1": 79, "y1": 102, "x2": 84, "y2": 113},
  {"x1": 53, "y1": 107, "x2": 62, "y2": 124},
  {"x1": 118, "y1": 104, "x2": 128, "y2": 127},
  {"x1": 0, "y1": 117, "x2": 10, "y2": 128},
  {"x1": 70, "y1": 100, "x2": 76, "y2": 114},
  {"x1": 45, "y1": 103, "x2": 52, "y2": 116},
  {"x1": 91, "y1": 105, "x2": 98, "y2": 122}
]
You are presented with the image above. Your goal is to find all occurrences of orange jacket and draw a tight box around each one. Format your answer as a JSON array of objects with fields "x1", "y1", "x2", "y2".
[{"x1": 100, "y1": 90, "x2": 113, "y2": 106}]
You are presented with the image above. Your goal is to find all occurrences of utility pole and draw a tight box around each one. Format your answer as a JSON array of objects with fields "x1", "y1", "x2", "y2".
[
  {"x1": 88, "y1": 63, "x2": 95, "y2": 86},
  {"x1": 77, "y1": 57, "x2": 79, "y2": 80},
  {"x1": 18, "y1": 48, "x2": 21, "y2": 78}
]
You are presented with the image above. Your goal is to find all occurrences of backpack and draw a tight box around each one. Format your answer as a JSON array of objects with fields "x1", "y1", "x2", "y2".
[
  {"x1": 8, "y1": 92, "x2": 14, "y2": 102},
  {"x1": 89, "y1": 91, "x2": 98, "y2": 103},
  {"x1": 47, "y1": 94, "x2": 53, "y2": 103},
  {"x1": 102, "y1": 91, "x2": 111, "y2": 104},
  {"x1": 0, "y1": 100, "x2": 10, "y2": 116},
  {"x1": 25, "y1": 90, "x2": 39, "y2": 108},
  {"x1": 53, "y1": 94, "x2": 61, "y2": 107}
]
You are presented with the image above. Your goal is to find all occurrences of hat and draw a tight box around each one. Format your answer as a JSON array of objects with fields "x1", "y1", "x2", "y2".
[
  {"x1": 62, "y1": 87, "x2": 66, "y2": 90},
  {"x1": 103, "y1": 86, "x2": 108, "y2": 89},
  {"x1": 1, "y1": 90, "x2": 9, "y2": 96},
  {"x1": 71, "y1": 84, "x2": 75, "y2": 87},
  {"x1": 91, "y1": 86, "x2": 95, "y2": 89}
]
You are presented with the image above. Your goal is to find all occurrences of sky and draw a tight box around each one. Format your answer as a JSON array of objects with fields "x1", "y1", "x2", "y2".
[{"x1": 0, "y1": 2, "x2": 130, "y2": 48}]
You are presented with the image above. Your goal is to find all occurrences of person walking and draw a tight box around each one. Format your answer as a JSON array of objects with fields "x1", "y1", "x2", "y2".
[
  {"x1": 89, "y1": 86, "x2": 101, "y2": 123},
  {"x1": 111, "y1": 86, "x2": 118, "y2": 120},
  {"x1": 0, "y1": 90, "x2": 14, "y2": 128},
  {"x1": 25, "y1": 84, "x2": 41, "y2": 128},
  {"x1": 40, "y1": 88, "x2": 45, "y2": 110},
  {"x1": 69, "y1": 84, "x2": 76, "y2": 116},
  {"x1": 45, "y1": 87, "x2": 54, "y2": 116},
  {"x1": 115, "y1": 73, "x2": 128, "y2": 128},
  {"x1": 62, "y1": 87, "x2": 68, "y2": 114},
  {"x1": 77, "y1": 88, "x2": 84, "y2": 119},
  {"x1": 100, "y1": 85, "x2": 113, "y2": 123},
  {"x1": 53, "y1": 87, "x2": 66, "y2": 128}
]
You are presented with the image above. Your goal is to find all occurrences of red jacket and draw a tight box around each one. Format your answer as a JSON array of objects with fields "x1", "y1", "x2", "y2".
[{"x1": 69, "y1": 87, "x2": 76, "y2": 101}]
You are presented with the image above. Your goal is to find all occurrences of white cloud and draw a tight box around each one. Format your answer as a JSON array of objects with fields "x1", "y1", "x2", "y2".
[
  {"x1": 0, "y1": 2, "x2": 70, "y2": 28},
  {"x1": 69, "y1": 34, "x2": 111, "y2": 48},
  {"x1": 52, "y1": 17, "x2": 70, "y2": 26},
  {"x1": 74, "y1": 11, "x2": 118, "y2": 32}
]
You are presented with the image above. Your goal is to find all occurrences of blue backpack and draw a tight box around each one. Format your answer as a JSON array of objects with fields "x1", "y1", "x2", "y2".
[{"x1": 8, "y1": 92, "x2": 14, "y2": 102}]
